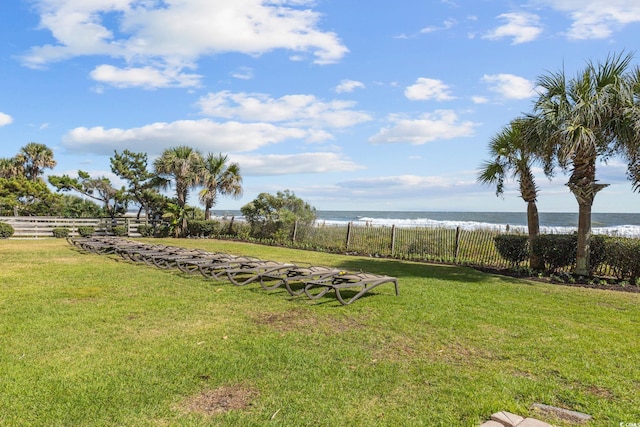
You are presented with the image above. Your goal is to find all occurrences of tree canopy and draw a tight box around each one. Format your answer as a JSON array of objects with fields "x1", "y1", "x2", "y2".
[{"x1": 241, "y1": 190, "x2": 316, "y2": 241}]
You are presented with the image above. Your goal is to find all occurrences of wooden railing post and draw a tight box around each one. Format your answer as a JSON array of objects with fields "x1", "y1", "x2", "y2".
[
  {"x1": 345, "y1": 222, "x2": 352, "y2": 250},
  {"x1": 454, "y1": 226, "x2": 461, "y2": 262},
  {"x1": 390, "y1": 225, "x2": 396, "y2": 254}
]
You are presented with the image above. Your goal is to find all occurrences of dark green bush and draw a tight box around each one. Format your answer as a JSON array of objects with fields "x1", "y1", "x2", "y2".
[
  {"x1": 186, "y1": 220, "x2": 205, "y2": 237},
  {"x1": 604, "y1": 237, "x2": 640, "y2": 284},
  {"x1": 154, "y1": 224, "x2": 170, "y2": 238},
  {"x1": 200, "y1": 220, "x2": 218, "y2": 237},
  {"x1": 0, "y1": 222, "x2": 14, "y2": 238},
  {"x1": 137, "y1": 224, "x2": 153, "y2": 237},
  {"x1": 111, "y1": 225, "x2": 128, "y2": 237},
  {"x1": 52, "y1": 227, "x2": 70, "y2": 238},
  {"x1": 531, "y1": 234, "x2": 607, "y2": 274},
  {"x1": 589, "y1": 235, "x2": 607, "y2": 274},
  {"x1": 531, "y1": 234, "x2": 577, "y2": 272},
  {"x1": 77, "y1": 226, "x2": 95, "y2": 237},
  {"x1": 494, "y1": 235, "x2": 529, "y2": 266}
]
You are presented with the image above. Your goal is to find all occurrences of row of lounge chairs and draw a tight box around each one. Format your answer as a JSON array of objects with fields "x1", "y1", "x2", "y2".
[{"x1": 67, "y1": 237, "x2": 399, "y2": 305}]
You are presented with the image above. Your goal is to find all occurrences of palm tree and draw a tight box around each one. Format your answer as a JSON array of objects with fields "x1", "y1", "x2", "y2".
[
  {"x1": 16, "y1": 142, "x2": 56, "y2": 181},
  {"x1": 153, "y1": 146, "x2": 203, "y2": 236},
  {"x1": 153, "y1": 146, "x2": 203, "y2": 208},
  {"x1": 0, "y1": 157, "x2": 24, "y2": 178},
  {"x1": 533, "y1": 52, "x2": 638, "y2": 275},
  {"x1": 199, "y1": 153, "x2": 243, "y2": 220},
  {"x1": 478, "y1": 117, "x2": 544, "y2": 270}
]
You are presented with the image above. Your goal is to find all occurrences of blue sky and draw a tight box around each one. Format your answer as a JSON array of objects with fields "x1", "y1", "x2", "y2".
[{"x1": 2, "y1": 0, "x2": 640, "y2": 213}]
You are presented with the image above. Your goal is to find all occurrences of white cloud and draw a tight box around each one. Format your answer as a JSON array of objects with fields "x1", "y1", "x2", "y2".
[
  {"x1": 482, "y1": 74, "x2": 536, "y2": 99},
  {"x1": 369, "y1": 110, "x2": 478, "y2": 145},
  {"x1": 332, "y1": 173, "x2": 482, "y2": 202},
  {"x1": 90, "y1": 64, "x2": 202, "y2": 88},
  {"x1": 482, "y1": 12, "x2": 543, "y2": 44},
  {"x1": 335, "y1": 79, "x2": 365, "y2": 93},
  {"x1": 0, "y1": 112, "x2": 13, "y2": 127},
  {"x1": 231, "y1": 152, "x2": 364, "y2": 175},
  {"x1": 420, "y1": 18, "x2": 457, "y2": 34},
  {"x1": 538, "y1": 0, "x2": 640, "y2": 39},
  {"x1": 62, "y1": 119, "x2": 323, "y2": 155},
  {"x1": 231, "y1": 66, "x2": 254, "y2": 80},
  {"x1": 23, "y1": 0, "x2": 348, "y2": 87},
  {"x1": 342, "y1": 175, "x2": 454, "y2": 189},
  {"x1": 405, "y1": 78, "x2": 455, "y2": 101},
  {"x1": 196, "y1": 91, "x2": 372, "y2": 128},
  {"x1": 471, "y1": 96, "x2": 489, "y2": 104}
]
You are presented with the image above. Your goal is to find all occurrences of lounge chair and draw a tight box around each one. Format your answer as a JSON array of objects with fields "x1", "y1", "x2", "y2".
[
  {"x1": 303, "y1": 272, "x2": 399, "y2": 305},
  {"x1": 224, "y1": 260, "x2": 296, "y2": 286},
  {"x1": 257, "y1": 265, "x2": 341, "y2": 295}
]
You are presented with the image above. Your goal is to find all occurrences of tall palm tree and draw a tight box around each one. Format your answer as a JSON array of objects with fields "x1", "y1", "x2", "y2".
[
  {"x1": 153, "y1": 146, "x2": 203, "y2": 237},
  {"x1": 478, "y1": 117, "x2": 544, "y2": 270},
  {"x1": 153, "y1": 146, "x2": 203, "y2": 208},
  {"x1": 199, "y1": 153, "x2": 243, "y2": 220},
  {"x1": 16, "y1": 142, "x2": 56, "y2": 181},
  {"x1": 533, "y1": 52, "x2": 637, "y2": 275}
]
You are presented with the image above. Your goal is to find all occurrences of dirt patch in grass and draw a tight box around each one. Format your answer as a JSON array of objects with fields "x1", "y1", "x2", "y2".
[
  {"x1": 253, "y1": 308, "x2": 364, "y2": 334},
  {"x1": 181, "y1": 385, "x2": 258, "y2": 416}
]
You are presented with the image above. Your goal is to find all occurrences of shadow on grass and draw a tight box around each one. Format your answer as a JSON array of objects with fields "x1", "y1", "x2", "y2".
[{"x1": 334, "y1": 258, "x2": 488, "y2": 284}]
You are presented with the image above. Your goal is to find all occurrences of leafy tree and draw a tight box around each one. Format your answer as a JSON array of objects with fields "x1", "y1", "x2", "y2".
[
  {"x1": 0, "y1": 176, "x2": 55, "y2": 216},
  {"x1": 240, "y1": 190, "x2": 316, "y2": 241},
  {"x1": 49, "y1": 171, "x2": 128, "y2": 219},
  {"x1": 15, "y1": 142, "x2": 56, "y2": 181},
  {"x1": 48, "y1": 194, "x2": 104, "y2": 218},
  {"x1": 110, "y1": 149, "x2": 168, "y2": 219},
  {"x1": 533, "y1": 52, "x2": 640, "y2": 275},
  {"x1": 478, "y1": 117, "x2": 544, "y2": 270},
  {"x1": 198, "y1": 153, "x2": 243, "y2": 220}
]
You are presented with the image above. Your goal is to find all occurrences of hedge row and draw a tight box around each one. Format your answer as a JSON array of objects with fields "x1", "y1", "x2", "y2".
[{"x1": 494, "y1": 234, "x2": 639, "y2": 283}]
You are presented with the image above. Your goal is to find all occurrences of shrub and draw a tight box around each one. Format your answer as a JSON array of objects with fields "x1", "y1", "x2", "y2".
[
  {"x1": 531, "y1": 234, "x2": 577, "y2": 272},
  {"x1": 77, "y1": 226, "x2": 95, "y2": 237},
  {"x1": 589, "y1": 234, "x2": 607, "y2": 274},
  {"x1": 154, "y1": 224, "x2": 170, "y2": 238},
  {"x1": 52, "y1": 227, "x2": 70, "y2": 238},
  {"x1": 186, "y1": 219, "x2": 218, "y2": 238},
  {"x1": 531, "y1": 234, "x2": 607, "y2": 274},
  {"x1": 111, "y1": 225, "x2": 128, "y2": 237},
  {"x1": 186, "y1": 220, "x2": 205, "y2": 237},
  {"x1": 0, "y1": 222, "x2": 14, "y2": 238},
  {"x1": 137, "y1": 224, "x2": 153, "y2": 237},
  {"x1": 604, "y1": 237, "x2": 640, "y2": 284},
  {"x1": 200, "y1": 220, "x2": 218, "y2": 237},
  {"x1": 494, "y1": 235, "x2": 529, "y2": 266}
]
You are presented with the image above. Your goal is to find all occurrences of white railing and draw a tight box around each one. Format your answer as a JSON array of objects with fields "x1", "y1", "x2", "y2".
[{"x1": 0, "y1": 216, "x2": 149, "y2": 238}]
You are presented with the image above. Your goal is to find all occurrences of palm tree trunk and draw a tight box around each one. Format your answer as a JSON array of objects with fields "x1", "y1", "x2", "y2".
[
  {"x1": 526, "y1": 201, "x2": 544, "y2": 271},
  {"x1": 568, "y1": 181, "x2": 608, "y2": 276},
  {"x1": 568, "y1": 151, "x2": 608, "y2": 276},
  {"x1": 575, "y1": 199, "x2": 592, "y2": 276}
]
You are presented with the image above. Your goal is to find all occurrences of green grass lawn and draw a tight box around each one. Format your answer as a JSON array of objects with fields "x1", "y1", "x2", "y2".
[{"x1": 1, "y1": 238, "x2": 639, "y2": 426}]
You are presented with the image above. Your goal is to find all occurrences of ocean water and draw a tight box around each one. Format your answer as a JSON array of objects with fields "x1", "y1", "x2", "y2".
[{"x1": 212, "y1": 210, "x2": 640, "y2": 237}]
